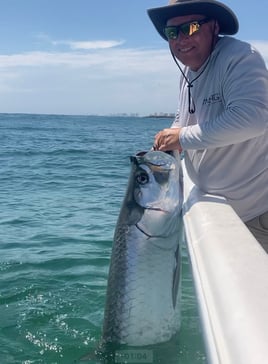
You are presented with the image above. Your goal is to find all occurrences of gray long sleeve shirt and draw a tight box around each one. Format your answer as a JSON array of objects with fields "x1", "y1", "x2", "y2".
[{"x1": 172, "y1": 36, "x2": 268, "y2": 221}]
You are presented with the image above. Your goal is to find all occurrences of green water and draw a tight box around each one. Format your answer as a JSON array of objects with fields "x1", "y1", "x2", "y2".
[{"x1": 0, "y1": 114, "x2": 207, "y2": 363}]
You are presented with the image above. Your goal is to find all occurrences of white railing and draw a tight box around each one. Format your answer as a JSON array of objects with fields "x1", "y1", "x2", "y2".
[{"x1": 182, "y1": 162, "x2": 268, "y2": 364}]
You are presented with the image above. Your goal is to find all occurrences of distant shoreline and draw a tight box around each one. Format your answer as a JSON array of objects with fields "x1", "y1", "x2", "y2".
[
  {"x1": 0, "y1": 112, "x2": 176, "y2": 119},
  {"x1": 145, "y1": 114, "x2": 175, "y2": 119}
]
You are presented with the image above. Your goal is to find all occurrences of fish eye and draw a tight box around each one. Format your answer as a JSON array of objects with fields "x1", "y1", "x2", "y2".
[{"x1": 136, "y1": 171, "x2": 149, "y2": 185}]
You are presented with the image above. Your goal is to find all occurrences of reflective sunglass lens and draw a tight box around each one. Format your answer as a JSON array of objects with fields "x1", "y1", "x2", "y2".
[
  {"x1": 164, "y1": 27, "x2": 178, "y2": 40},
  {"x1": 164, "y1": 21, "x2": 202, "y2": 39},
  {"x1": 189, "y1": 22, "x2": 200, "y2": 36},
  {"x1": 180, "y1": 22, "x2": 200, "y2": 36}
]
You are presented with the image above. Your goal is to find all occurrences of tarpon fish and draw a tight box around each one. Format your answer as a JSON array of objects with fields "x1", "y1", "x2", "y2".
[{"x1": 102, "y1": 150, "x2": 183, "y2": 347}]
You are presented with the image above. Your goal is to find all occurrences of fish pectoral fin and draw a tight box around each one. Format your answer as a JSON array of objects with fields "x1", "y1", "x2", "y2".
[{"x1": 172, "y1": 244, "x2": 181, "y2": 309}]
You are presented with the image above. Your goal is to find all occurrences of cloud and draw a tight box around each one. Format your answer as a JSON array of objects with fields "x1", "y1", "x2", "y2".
[
  {"x1": 35, "y1": 33, "x2": 125, "y2": 50},
  {"x1": 251, "y1": 40, "x2": 268, "y2": 64},
  {"x1": 0, "y1": 39, "x2": 267, "y2": 115},
  {"x1": 1, "y1": 38, "x2": 267, "y2": 70},
  {"x1": 52, "y1": 39, "x2": 125, "y2": 50},
  {"x1": 0, "y1": 47, "x2": 174, "y2": 74},
  {"x1": 0, "y1": 46, "x2": 179, "y2": 115}
]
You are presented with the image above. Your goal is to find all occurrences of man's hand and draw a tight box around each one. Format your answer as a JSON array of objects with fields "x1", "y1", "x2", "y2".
[{"x1": 154, "y1": 128, "x2": 182, "y2": 152}]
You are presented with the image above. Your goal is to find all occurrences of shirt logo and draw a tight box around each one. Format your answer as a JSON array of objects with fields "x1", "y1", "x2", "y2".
[{"x1": 203, "y1": 93, "x2": 222, "y2": 105}]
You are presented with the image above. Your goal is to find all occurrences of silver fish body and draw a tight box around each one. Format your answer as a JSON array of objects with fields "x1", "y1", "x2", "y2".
[{"x1": 102, "y1": 151, "x2": 183, "y2": 346}]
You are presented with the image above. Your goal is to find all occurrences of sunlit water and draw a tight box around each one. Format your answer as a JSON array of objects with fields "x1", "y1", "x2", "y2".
[{"x1": 0, "y1": 114, "x2": 206, "y2": 364}]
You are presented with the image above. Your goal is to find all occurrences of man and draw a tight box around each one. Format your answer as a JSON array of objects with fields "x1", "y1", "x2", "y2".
[{"x1": 148, "y1": 0, "x2": 268, "y2": 251}]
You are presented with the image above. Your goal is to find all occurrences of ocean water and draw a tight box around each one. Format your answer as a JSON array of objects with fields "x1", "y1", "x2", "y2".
[{"x1": 0, "y1": 114, "x2": 206, "y2": 364}]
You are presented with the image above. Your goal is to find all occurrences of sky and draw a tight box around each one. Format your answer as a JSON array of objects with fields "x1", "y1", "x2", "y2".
[{"x1": 0, "y1": 0, "x2": 267, "y2": 116}]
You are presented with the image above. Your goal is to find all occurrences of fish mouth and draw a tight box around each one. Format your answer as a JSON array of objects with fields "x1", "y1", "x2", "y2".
[{"x1": 131, "y1": 150, "x2": 174, "y2": 169}]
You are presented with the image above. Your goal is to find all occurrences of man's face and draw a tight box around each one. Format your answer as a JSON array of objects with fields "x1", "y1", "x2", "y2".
[{"x1": 166, "y1": 14, "x2": 219, "y2": 71}]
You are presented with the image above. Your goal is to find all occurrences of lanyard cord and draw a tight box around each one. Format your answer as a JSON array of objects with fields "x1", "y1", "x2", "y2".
[
  {"x1": 170, "y1": 49, "x2": 212, "y2": 114},
  {"x1": 169, "y1": 20, "x2": 218, "y2": 114}
]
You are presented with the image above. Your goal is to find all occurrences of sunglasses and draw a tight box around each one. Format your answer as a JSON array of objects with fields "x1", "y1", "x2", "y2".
[{"x1": 163, "y1": 18, "x2": 211, "y2": 40}]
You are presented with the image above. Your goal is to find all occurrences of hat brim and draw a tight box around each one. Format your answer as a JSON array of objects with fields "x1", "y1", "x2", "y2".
[{"x1": 147, "y1": 0, "x2": 239, "y2": 40}]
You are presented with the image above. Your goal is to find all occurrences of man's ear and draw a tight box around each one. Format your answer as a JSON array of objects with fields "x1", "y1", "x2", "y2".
[{"x1": 214, "y1": 20, "x2": 220, "y2": 36}]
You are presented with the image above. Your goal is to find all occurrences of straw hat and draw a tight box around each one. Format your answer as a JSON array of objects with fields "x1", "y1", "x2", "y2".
[{"x1": 147, "y1": 0, "x2": 239, "y2": 40}]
